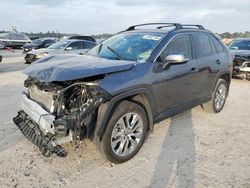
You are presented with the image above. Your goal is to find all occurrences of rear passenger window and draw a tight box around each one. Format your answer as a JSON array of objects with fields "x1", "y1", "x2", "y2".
[
  {"x1": 193, "y1": 34, "x2": 212, "y2": 58},
  {"x1": 82, "y1": 41, "x2": 95, "y2": 49},
  {"x1": 211, "y1": 36, "x2": 224, "y2": 53},
  {"x1": 68, "y1": 41, "x2": 83, "y2": 49},
  {"x1": 160, "y1": 34, "x2": 192, "y2": 61}
]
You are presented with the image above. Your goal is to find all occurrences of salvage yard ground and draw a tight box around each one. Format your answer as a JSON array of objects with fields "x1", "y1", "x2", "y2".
[{"x1": 0, "y1": 53, "x2": 250, "y2": 187}]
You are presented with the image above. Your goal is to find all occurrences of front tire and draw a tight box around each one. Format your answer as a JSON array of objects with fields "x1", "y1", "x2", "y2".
[
  {"x1": 202, "y1": 78, "x2": 228, "y2": 113},
  {"x1": 98, "y1": 101, "x2": 148, "y2": 163}
]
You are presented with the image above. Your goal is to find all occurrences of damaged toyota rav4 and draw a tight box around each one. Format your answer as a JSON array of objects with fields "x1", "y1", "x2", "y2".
[{"x1": 13, "y1": 23, "x2": 232, "y2": 163}]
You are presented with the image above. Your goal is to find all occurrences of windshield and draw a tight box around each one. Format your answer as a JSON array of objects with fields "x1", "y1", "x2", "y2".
[
  {"x1": 48, "y1": 41, "x2": 70, "y2": 49},
  {"x1": 33, "y1": 39, "x2": 43, "y2": 44},
  {"x1": 87, "y1": 33, "x2": 164, "y2": 62},
  {"x1": 228, "y1": 40, "x2": 250, "y2": 50}
]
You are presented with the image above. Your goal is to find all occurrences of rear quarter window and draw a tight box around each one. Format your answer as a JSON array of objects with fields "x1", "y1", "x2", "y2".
[
  {"x1": 193, "y1": 34, "x2": 212, "y2": 58},
  {"x1": 210, "y1": 36, "x2": 224, "y2": 53}
]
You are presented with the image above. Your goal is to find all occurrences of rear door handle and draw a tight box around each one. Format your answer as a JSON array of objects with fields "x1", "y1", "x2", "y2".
[{"x1": 216, "y1": 59, "x2": 221, "y2": 64}]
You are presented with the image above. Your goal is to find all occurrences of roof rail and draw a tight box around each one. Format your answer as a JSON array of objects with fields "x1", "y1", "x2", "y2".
[
  {"x1": 180, "y1": 24, "x2": 205, "y2": 30},
  {"x1": 125, "y1": 23, "x2": 183, "y2": 31},
  {"x1": 125, "y1": 23, "x2": 205, "y2": 31}
]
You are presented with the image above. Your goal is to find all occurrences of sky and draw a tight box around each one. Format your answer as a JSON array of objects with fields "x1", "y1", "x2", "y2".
[{"x1": 0, "y1": 0, "x2": 249, "y2": 34}]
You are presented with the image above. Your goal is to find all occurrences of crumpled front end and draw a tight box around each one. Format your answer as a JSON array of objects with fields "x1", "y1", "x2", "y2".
[{"x1": 13, "y1": 76, "x2": 111, "y2": 157}]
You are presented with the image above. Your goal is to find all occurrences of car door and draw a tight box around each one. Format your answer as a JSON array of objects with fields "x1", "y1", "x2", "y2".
[
  {"x1": 191, "y1": 33, "x2": 219, "y2": 99},
  {"x1": 153, "y1": 34, "x2": 198, "y2": 114}
]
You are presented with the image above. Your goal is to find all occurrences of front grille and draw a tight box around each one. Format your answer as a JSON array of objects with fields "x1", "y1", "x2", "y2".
[{"x1": 29, "y1": 86, "x2": 55, "y2": 113}]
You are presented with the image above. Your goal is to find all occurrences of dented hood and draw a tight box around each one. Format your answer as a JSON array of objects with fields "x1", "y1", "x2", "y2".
[{"x1": 23, "y1": 54, "x2": 135, "y2": 82}]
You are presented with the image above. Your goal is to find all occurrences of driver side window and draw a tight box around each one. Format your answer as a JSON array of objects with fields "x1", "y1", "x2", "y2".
[{"x1": 158, "y1": 34, "x2": 192, "y2": 62}]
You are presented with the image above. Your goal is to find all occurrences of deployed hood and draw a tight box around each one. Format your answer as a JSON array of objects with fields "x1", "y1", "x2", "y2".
[{"x1": 23, "y1": 54, "x2": 135, "y2": 82}]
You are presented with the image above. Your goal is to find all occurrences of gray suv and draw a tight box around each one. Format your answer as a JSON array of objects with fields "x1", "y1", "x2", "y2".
[{"x1": 13, "y1": 23, "x2": 232, "y2": 163}]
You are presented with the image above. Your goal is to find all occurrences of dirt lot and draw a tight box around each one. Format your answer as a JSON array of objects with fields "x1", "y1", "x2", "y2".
[{"x1": 0, "y1": 55, "x2": 250, "y2": 188}]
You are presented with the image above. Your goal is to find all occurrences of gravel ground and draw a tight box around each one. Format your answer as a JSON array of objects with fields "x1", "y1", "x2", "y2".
[{"x1": 0, "y1": 56, "x2": 250, "y2": 188}]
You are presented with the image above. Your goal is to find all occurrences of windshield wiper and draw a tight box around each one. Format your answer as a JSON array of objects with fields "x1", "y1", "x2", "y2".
[
  {"x1": 107, "y1": 46, "x2": 123, "y2": 60},
  {"x1": 98, "y1": 43, "x2": 103, "y2": 54}
]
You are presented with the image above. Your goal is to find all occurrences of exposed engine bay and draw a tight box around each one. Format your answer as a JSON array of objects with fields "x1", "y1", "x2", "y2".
[
  {"x1": 13, "y1": 76, "x2": 111, "y2": 157},
  {"x1": 239, "y1": 61, "x2": 250, "y2": 80},
  {"x1": 233, "y1": 55, "x2": 250, "y2": 80}
]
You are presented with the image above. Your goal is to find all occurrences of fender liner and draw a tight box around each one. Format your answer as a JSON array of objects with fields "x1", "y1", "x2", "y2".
[
  {"x1": 95, "y1": 88, "x2": 156, "y2": 141},
  {"x1": 212, "y1": 69, "x2": 231, "y2": 96}
]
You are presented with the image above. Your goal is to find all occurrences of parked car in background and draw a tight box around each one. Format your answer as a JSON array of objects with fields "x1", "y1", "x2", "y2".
[
  {"x1": 29, "y1": 36, "x2": 39, "y2": 41},
  {"x1": 24, "y1": 39, "x2": 96, "y2": 64},
  {"x1": 69, "y1": 35, "x2": 96, "y2": 43},
  {"x1": 23, "y1": 38, "x2": 57, "y2": 53},
  {"x1": 14, "y1": 23, "x2": 232, "y2": 163},
  {"x1": 228, "y1": 38, "x2": 250, "y2": 79},
  {"x1": 0, "y1": 32, "x2": 31, "y2": 49},
  {"x1": 0, "y1": 42, "x2": 4, "y2": 49}
]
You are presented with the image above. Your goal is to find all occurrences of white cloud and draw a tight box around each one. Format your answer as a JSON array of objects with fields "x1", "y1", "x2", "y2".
[{"x1": 0, "y1": 0, "x2": 249, "y2": 34}]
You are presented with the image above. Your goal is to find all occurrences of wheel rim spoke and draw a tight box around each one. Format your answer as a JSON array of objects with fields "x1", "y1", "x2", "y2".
[
  {"x1": 116, "y1": 139, "x2": 126, "y2": 155},
  {"x1": 123, "y1": 140, "x2": 129, "y2": 155},
  {"x1": 129, "y1": 138, "x2": 137, "y2": 150},
  {"x1": 132, "y1": 132, "x2": 142, "y2": 139},
  {"x1": 130, "y1": 114, "x2": 139, "y2": 128},
  {"x1": 214, "y1": 84, "x2": 226, "y2": 110},
  {"x1": 111, "y1": 112, "x2": 144, "y2": 157},
  {"x1": 111, "y1": 136, "x2": 124, "y2": 148},
  {"x1": 117, "y1": 118, "x2": 126, "y2": 131},
  {"x1": 112, "y1": 129, "x2": 124, "y2": 138}
]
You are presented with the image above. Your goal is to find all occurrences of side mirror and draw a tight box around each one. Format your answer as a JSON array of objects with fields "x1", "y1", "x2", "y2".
[
  {"x1": 65, "y1": 46, "x2": 73, "y2": 50},
  {"x1": 162, "y1": 54, "x2": 189, "y2": 69}
]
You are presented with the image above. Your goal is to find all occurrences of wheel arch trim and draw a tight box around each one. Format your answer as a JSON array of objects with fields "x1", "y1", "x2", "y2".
[{"x1": 95, "y1": 88, "x2": 156, "y2": 141}]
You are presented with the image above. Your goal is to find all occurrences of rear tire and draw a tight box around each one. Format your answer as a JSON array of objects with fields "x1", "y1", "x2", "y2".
[
  {"x1": 202, "y1": 79, "x2": 228, "y2": 113},
  {"x1": 97, "y1": 101, "x2": 148, "y2": 163}
]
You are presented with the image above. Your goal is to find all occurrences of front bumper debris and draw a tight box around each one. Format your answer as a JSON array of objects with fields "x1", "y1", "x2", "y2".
[
  {"x1": 13, "y1": 111, "x2": 67, "y2": 157},
  {"x1": 14, "y1": 93, "x2": 68, "y2": 157},
  {"x1": 21, "y1": 93, "x2": 55, "y2": 134}
]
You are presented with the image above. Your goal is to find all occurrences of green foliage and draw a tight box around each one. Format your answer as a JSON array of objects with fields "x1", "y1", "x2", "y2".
[{"x1": 218, "y1": 31, "x2": 250, "y2": 39}]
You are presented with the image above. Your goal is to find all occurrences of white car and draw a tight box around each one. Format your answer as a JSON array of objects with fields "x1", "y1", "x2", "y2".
[
  {"x1": 0, "y1": 32, "x2": 31, "y2": 49},
  {"x1": 24, "y1": 39, "x2": 96, "y2": 64}
]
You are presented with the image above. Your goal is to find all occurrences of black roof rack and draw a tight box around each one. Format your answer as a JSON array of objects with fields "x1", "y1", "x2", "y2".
[
  {"x1": 125, "y1": 23, "x2": 205, "y2": 31},
  {"x1": 181, "y1": 24, "x2": 205, "y2": 30},
  {"x1": 125, "y1": 23, "x2": 183, "y2": 31}
]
